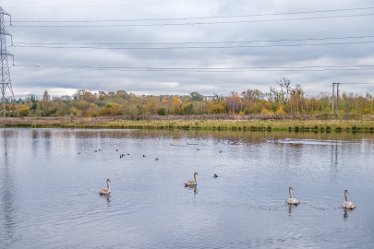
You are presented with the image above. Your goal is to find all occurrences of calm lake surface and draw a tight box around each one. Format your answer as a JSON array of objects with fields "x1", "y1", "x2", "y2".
[{"x1": 1, "y1": 128, "x2": 374, "y2": 249}]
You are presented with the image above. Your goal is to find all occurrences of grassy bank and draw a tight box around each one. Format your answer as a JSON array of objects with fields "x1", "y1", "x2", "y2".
[{"x1": 1, "y1": 117, "x2": 374, "y2": 133}]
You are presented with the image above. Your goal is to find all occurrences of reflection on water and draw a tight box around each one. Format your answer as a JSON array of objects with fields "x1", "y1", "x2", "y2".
[
  {"x1": 344, "y1": 209, "x2": 350, "y2": 220},
  {"x1": 0, "y1": 130, "x2": 16, "y2": 248},
  {"x1": 15, "y1": 128, "x2": 373, "y2": 143},
  {"x1": 288, "y1": 203, "x2": 298, "y2": 215},
  {"x1": 1, "y1": 128, "x2": 374, "y2": 249},
  {"x1": 100, "y1": 195, "x2": 111, "y2": 207},
  {"x1": 185, "y1": 185, "x2": 198, "y2": 197}
]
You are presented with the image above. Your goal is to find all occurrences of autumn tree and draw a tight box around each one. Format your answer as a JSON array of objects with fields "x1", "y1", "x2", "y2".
[
  {"x1": 11, "y1": 82, "x2": 374, "y2": 118},
  {"x1": 227, "y1": 91, "x2": 241, "y2": 114},
  {"x1": 241, "y1": 89, "x2": 264, "y2": 114},
  {"x1": 207, "y1": 95, "x2": 227, "y2": 114},
  {"x1": 289, "y1": 84, "x2": 305, "y2": 115},
  {"x1": 190, "y1": 92, "x2": 204, "y2": 101},
  {"x1": 42, "y1": 90, "x2": 50, "y2": 101}
]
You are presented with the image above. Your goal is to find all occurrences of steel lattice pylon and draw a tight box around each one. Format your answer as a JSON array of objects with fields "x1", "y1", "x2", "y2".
[{"x1": 0, "y1": 6, "x2": 14, "y2": 117}]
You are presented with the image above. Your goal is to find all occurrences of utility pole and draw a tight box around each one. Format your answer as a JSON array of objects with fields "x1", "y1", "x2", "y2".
[
  {"x1": 332, "y1": 82, "x2": 341, "y2": 116},
  {"x1": 0, "y1": 6, "x2": 14, "y2": 117},
  {"x1": 331, "y1": 82, "x2": 374, "y2": 116},
  {"x1": 336, "y1": 83, "x2": 340, "y2": 115},
  {"x1": 331, "y1": 83, "x2": 335, "y2": 113}
]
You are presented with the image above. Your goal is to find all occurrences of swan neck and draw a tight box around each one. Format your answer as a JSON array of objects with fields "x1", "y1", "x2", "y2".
[
  {"x1": 106, "y1": 180, "x2": 110, "y2": 189},
  {"x1": 194, "y1": 174, "x2": 197, "y2": 182},
  {"x1": 289, "y1": 189, "x2": 292, "y2": 198},
  {"x1": 344, "y1": 192, "x2": 348, "y2": 202}
]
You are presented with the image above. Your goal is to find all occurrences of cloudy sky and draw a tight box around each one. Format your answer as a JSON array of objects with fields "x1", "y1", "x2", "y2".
[{"x1": 2, "y1": 0, "x2": 374, "y2": 97}]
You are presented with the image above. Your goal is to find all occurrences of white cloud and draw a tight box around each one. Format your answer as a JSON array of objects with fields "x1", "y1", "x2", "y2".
[{"x1": 2, "y1": 0, "x2": 374, "y2": 97}]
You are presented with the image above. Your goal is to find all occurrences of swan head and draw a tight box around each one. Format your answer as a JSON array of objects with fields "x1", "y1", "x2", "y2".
[
  {"x1": 106, "y1": 178, "x2": 111, "y2": 183},
  {"x1": 194, "y1": 172, "x2": 199, "y2": 176},
  {"x1": 288, "y1": 187, "x2": 295, "y2": 198},
  {"x1": 344, "y1": 189, "x2": 349, "y2": 198}
]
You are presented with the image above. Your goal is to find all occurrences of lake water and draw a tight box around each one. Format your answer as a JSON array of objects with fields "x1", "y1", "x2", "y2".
[{"x1": 1, "y1": 128, "x2": 374, "y2": 249}]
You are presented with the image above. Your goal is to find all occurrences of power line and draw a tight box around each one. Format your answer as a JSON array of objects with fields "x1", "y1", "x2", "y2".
[
  {"x1": 336, "y1": 82, "x2": 374, "y2": 84},
  {"x1": 12, "y1": 34, "x2": 374, "y2": 46},
  {"x1": 7, "y1": 0, "x2": 227, "y2": 9},
  {"x1": 10, "y1": 13, "x2": 374, "y2": 28},
  {"x1": 14, "y1": 63, "x2": 374, "y2": 72},
  {"x1": 11, "y1": 40, "x2": 374, "y2": 50},
  {"x1": 11, "y1": 6, "x2": 374, "y2": 23}
]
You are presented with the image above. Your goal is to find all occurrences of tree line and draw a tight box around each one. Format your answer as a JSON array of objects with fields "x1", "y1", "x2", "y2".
[{"x1": 4, "y1": 78, "x2": 374, "y2": 118}]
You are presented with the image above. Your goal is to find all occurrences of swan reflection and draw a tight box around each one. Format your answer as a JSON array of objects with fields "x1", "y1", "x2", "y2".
[
  {"x1": 288, "y1": 203, "x2": 298, "y2": 215},
  {"x1": 185, "y1": 184, "x2": 198, "y2": 196},
  {"x1": 100, "y1": 195, "x2": 111, "y2": 206}
]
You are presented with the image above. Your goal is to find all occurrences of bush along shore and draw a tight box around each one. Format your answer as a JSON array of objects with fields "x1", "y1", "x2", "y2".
[{"x1": 1, "y1": 116, "x2": 374, "y2": 133}]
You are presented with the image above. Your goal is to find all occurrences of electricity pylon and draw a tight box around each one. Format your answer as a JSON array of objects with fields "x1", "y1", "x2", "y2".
[{"x1": 0, "y1": 6, "x2": 14, "y2": 117}]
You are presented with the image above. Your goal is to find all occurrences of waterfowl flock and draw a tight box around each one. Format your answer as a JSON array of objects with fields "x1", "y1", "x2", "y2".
[
  {"x1": 99, "y1": 179, "x2": 356, "y2": 211},
  {"x1": 286, "y1": 186, "x2": 356, "y2": 210},
  {"x1": 97, "y1": 147, "x2": 357, "y2": 213}
]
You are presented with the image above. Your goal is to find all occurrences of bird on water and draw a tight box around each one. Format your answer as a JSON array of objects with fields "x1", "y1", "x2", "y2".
[
  {"x1": 342, "y1": 190, "x2": 356, "y2": 210},
  {"x1": 287, "y1": 187, "x2": 299, "y2": 205},
  {"x1": 100, "y1": 178, "x2": 111, "y2": 195},
  {"x1": 185, "y1": 172, "x2": 199, "y2": 188}
]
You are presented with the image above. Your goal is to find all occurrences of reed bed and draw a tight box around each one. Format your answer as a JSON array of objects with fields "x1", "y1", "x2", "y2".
[{"x1": 1, "y1": 117, "x2": 374, "y2": 133}]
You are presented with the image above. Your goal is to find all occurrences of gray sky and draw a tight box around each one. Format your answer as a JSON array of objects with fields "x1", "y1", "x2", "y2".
[{"x1": 2, "y1": 0, "x2": 374, "y2": 97}]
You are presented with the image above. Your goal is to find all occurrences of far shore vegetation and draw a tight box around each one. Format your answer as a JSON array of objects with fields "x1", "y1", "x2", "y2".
[
  {"x1": 1, "y1": 78, "x2": 374, "y2": 132},
  {"x1": 1, "y1": 117, "x2": 374, "y2": 133}
]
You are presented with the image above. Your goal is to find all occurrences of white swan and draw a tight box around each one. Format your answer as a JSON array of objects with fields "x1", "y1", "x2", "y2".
[
  {"x1": 100, "y1": 178, "x2": 111, "y2": 195},
  {"x1": 185, "y1": 172, "x2": 198, "y2": 187},
  {"x1": 287, "y1": 187, "x2": 299, "y2": 205},
  {"x1": 342, "y1": 190, "x2": 356, "y2": 210}
]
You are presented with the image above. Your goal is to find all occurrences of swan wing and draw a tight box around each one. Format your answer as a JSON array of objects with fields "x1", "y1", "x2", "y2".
[
  {"x1": 100, "y1": 187, "x2": 111, "y2": 195},
  {"x1": 287, "y1": 198, "x2": 299, "y2": 205},
  {"x1": 185, "y1": 180, "x2": 197, "y2": 187},
  {"x1": 343, "y1": 201, "x2": 356, "y2": 209}
]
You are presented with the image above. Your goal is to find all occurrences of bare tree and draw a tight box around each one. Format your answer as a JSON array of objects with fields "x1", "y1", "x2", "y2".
[{"x1": 276, "y1": 77, "x2": 292, "y2": 103}]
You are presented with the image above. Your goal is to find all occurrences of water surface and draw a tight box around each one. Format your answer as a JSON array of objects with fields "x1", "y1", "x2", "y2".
[{"x1": 1, "y1": 128, "x2": 374, "y2": 249}]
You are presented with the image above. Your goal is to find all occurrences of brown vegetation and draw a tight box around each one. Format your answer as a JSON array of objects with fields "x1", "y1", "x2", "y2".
[{"x1": 2, "y1": 80, "x2": 374, "y2": 127}]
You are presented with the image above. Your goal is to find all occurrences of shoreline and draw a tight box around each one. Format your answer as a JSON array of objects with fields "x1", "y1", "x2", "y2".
[{"x1": 1, "y1": 116, "x2": 374, "y2": 133}]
